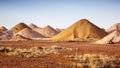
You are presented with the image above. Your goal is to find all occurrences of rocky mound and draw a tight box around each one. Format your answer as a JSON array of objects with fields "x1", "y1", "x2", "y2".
[
  {"x1": 95, "y1": 30, "x2": 120, "y2": 44},
  {"x1": 35, "y1": 25, "x2": 59, "y2": 38},
  {"x1": 51, "y1": 19, "x2": 108, "y2": 41},
  {"x1": 11, "y1": 22, "x2": 31, "y2": 33},
  {"x1": 0, "y1": 30, "x2": 14, "y2": 40},
  {"x1": 29, "y1": 23, "x2": 39, "y2": 29},
  {"x1": 106, "y1": 23, "x2": 120, "y2": 33},
  {"x1": 15, "y1": 28, "x2": 45, "y2": 39},
  {"x1": 0, "y1": 26, "x2": 7, "y2": 32}
]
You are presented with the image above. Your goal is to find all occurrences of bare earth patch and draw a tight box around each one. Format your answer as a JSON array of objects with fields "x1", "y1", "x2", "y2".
[{"x1": 0, "y1": 41, "x2": 120, "y2": 68}]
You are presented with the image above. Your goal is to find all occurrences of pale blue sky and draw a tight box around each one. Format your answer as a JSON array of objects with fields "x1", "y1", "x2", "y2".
[{"x1": 0, "y1": 0, "x2": 120, "y2": 29}]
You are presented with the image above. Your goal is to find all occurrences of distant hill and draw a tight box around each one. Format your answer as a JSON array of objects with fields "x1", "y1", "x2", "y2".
[
  {"x1": 95, "y1": 30, "x2": 120, "y2": 44},
  {"x1": 11, "y1": 22, "x2": 31, "y2": 33},
  {"x1": 35, "y1": 25, "x2": 59, "y2": 38},
  {"x1": 106, "y1": 23, "x2": 120, "y2": 33},
  {"x1": 0, "y1": 26, "x2": 7, "y2": 32},
  {"x1": 14, "y1": 28, "x2": 45, "y2": 39},
  {"x1": 51, "y1": 19, "x2": 108, "y2": 41},
  {"x1": 28, "y1": 23, "x2": 39, "y2": 29}
]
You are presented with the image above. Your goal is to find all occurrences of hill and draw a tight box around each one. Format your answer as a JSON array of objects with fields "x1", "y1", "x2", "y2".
[
  {"x1": 0, "y1": 26, "x2": 7, "y2": 32},
  {"x1": 11, "y1": 22, "x2": 31, "y2": 33},
  {"x1": 29, "y1": 23, "x2": 39, "y2": 29},
  {"x1": 35, "y1": 25, "x2": 59, "y2": 38},
  {"x1": 51, "y1": 19, "x2": 108, "y2": 41},
  {"x1": 95, "y1": 30, "x2": 120, "y2": 44},
  {"x1": 106, "y1": 23, "x2": 120, "y2": 33},
  {"x1": 15, "y1": 28, "x2": 45, "y2": 39}
]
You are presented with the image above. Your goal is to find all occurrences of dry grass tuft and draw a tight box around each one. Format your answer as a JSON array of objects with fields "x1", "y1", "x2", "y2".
[
  {"x1": 0, "y1": 45, "x2": 73, "y2": 58},
  {"x1": 65, "y1": 54, "x2": 120, "y2": 68}
]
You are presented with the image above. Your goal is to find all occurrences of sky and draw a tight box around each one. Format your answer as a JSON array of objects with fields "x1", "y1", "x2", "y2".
[{"x1": 0, "y1": 0, "x2": 120, "y2": 29}]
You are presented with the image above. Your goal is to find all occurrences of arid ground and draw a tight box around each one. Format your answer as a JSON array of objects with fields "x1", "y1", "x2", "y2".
[{"x1": 0, "y1": 41, "x2": 120, "y2": 68}]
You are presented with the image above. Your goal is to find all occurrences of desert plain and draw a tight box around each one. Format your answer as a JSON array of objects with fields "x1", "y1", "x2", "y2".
[{"x1": 0, "y1": 19, "x2": 120, "y2": 68}]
